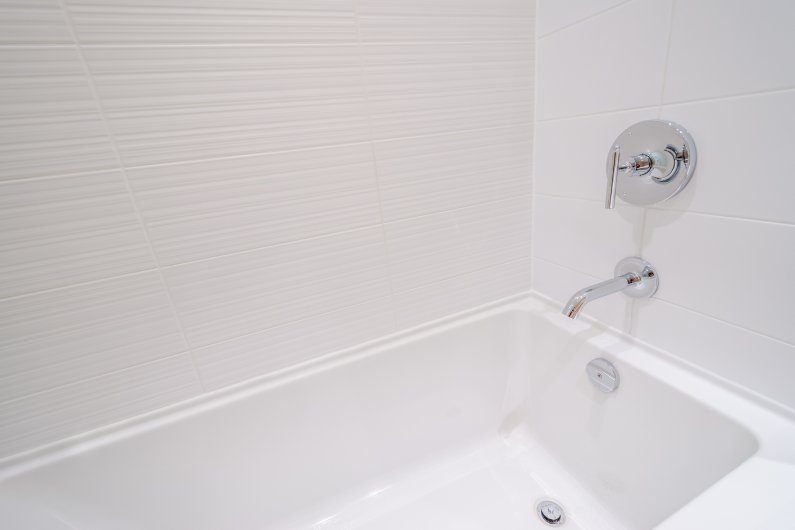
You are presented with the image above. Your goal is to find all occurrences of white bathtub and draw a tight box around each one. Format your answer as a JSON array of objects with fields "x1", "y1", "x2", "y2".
[{"x1": 2, "y1": 294, "x2": 794, "y2": 529}]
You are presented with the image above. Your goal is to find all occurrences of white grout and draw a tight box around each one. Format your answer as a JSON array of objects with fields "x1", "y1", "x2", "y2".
[{"x1": 56, "y1": 0, "x2": 206, "y2": 391}]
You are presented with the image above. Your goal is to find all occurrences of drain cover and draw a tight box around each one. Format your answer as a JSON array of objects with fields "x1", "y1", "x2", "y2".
[{"x1": 536, "y1": 499, "x2": 565, "y2": 526}]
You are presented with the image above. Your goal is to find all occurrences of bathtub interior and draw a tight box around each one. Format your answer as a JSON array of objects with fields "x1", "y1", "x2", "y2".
[
  {"x1": 504, "y1": 311, "x2": 759, "y2": 529},
  {"x1": 0, "y1": 298, "x2": 761, "y2": 529},
  {"x1": 0, "y1": 311, "x2": 523, "y2": 529}
]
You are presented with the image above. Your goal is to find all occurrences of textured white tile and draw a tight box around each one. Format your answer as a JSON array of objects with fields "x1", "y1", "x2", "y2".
[
  {"x1": 194, "y1": 298, "x2": 394, "y2": 390},
  {"x1": 533, "y1": 108, "x2": 658, "y2": 202},
  {"x1": 363, "y1": 42, "x2": 533, "y2": 140},
  {"x1": 0, "y1": 272, "x2": 188, "y2": 402},
  {"x1": 0, "y1": 171, "x2": 155, "y2": 297},
  {"x1": 384, "y1": 197, "x2": 532, "y2": 293},
  {"x1": 532, "y1": 195, "x2": 643, "y2": 278},
  {"x1": 128, "y1": 144, "x2": 381, "y2": 265},
  {"x1": 0, "y1": 0, "x2": 540, "y2": 459},
  {"x1": 394, "y1": 258, "x2": 530, "y2": 329},
  {"x1": 0, "y1": 353, "x2": 201, "y2": 459},
  {"x1": 162, "y1": 227, "x2": 391, "y2": 348},
  {"x1": 0, "y1": 0, "x2": 72, "y2": 44},
  {"x1": 0, "y1": 47, "x2": 117, "y2": 180},
  {"x1": 66, "y1": 0, "x2": 356, "y2": 44},
  {"x1": 536, "y1": 0, "x2": 627, "y2": 36},
  {"x1": 643, "y1": 210, "x2": 795, "y2": 344},
  {"x1": 664, "y1": 0, "x2": 795, "y2": 103},
  {"x1": 83, "y1": 45, "x2": 369, "y2": 166},
  {"x1": 633, "y1": 297, "x2": 795, "y2": 410},
  {"x1": 532, "y1": 257, "x2": 632, "y2": 332},
  {"x1": 374, "y1": 125, "x2": 532, "y2": 222},
  {"x1": 0, "y1": 47, "x2": 97, "y2": 117},
  {"x1": 536, "y1": 0, "x2": 672, "y2": 120},
  {"x1": 357, "y1": 0, "x2": 534, "y2": 43},
  {"x1": 659, "y1": 90, "x2": 795, "y2": 223}
]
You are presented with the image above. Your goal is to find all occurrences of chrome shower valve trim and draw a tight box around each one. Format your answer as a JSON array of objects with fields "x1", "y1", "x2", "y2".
[{"x1": 605, "y1": 120, "x2": 696, "y2": 209}]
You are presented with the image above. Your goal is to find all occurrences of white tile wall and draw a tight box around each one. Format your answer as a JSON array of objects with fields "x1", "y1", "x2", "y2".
[
  {"x1": 374, "y1": 125, "x2": 533, "y2": 221},
  {"x1": 127, "y1": 144, "x2": 382, "y2": 265},
  {"x1": 362, "y1": 42, "x2": 533, "y2": 139},
  {"x1": 357, "y1": 0, "x2": 534, "y2": 43},
  {"x1": 163, "y1": 227, "x2": 392, "y2": 348},
  {"x1": 0, "y1": 0, "x2": 535, "y2": 459},
  {"x1": 0, "y1": 0, "x2": 73, "y2": 45},
  {"x1": 663, "y1": 0, "x2": 795, "y2": 103},
  {"x1": 536, "y1": 0, "x2": 627, "y2": 37},
  {"x1": 0, "y1": 353, "x2": 201, "y2": 459},
  {"x1": 83, "y1": 45, "x2": 371, "y2": 166},
  {"x1": 535, "y1": 0, "x2": 672, "y2": 120},
  {"x1": 66, "y1": 0, "x2": 359, "y2": 45},
  {"x1": 0, "y1": 171, "x2": 155, "y2": 297},
  {"x1": 0, "y1": 46, "x2": 117, "y2": 180},
  {"x1": 534, "y1": 0, "x2": 795, "y2": 409},
  {"x1": 0, "y1": 272, "x2": 188, "y2": 402}
]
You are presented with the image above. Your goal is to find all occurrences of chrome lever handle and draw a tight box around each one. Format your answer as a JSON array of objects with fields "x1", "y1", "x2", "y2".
[{"x1": 605, "y1": 146, "x2": 620, "y2": 209}]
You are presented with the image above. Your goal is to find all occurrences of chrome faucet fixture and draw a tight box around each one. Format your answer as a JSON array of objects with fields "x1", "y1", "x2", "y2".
[
  {"x1": 605, "y1": 120, "x2": 696, "y2": 209},
  {"x1": 562, "y1": 257, "x2": 658, "y2": 319}
]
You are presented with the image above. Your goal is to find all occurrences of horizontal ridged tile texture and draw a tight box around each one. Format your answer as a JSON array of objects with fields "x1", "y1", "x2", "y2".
[
  {"x1": 0, "y1": 0, "x2": 535, "y2": 459},
  {"x1": 362, "y1": 42, "x2": 533, "y2": 139},
  {"x1": 193, "y1": 297, "x2": 395, "y2": 390},
  {"x1": 374, "y1": 125, "x2": 533, "y2": 221},
  {"x1": 0, "y1": 353, "x2": 201, "y2": 459},
  {"x1": 82, "y1": 45, "x2": 370, "y2": 166},
  {"x1": 0, "y1": 272, "x2": 188, "y2": 402},
  {"x1": 394, "y1": 258, "x2": 531, "y2": 329},
  {"x1": 0, "y1": 0, "x2": 73, "y2": 45},
  {"x1": 384, "y1": 197, "x2": 532, "y2": 292},
  {"x1": 0, "y1": 171, "x2": 155, "y2": 297},
  {"x1": 533, "y1": 0, "x2": 795, "y2": 410},
  {"x1": 128, "y1": 144, "x2": 382, "y2": 265},
  {"x1": 0, "y1": 46, "x2": 117, "y2": 180},
  {"x1": 65, "y1": 0, "x2": 358, "y2": 44},
  {"x1": 162, "y1": 227, "x2": 392, "y2": 348},
  {"x1": 357, "y1": 0, "x2": 534, "y2": 43}
]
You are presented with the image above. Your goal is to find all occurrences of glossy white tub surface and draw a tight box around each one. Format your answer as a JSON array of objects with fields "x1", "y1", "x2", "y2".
[{"x1": 1, "y1": 294, "x2": 794, "y2": 529}]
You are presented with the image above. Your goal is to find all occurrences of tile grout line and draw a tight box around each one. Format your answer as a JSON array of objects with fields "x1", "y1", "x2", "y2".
[
  {"x1": 0, "y1": 268, "x2": 160, "y2": 304},
  {"x1": 633, "y1": 0, "x2": 676, "y2": 336},
  {"x1": 0, "y1": 117, "x2": 534, "y2": 186},
  {"x1": 56, "y1": 0, "x2": 206, "y2": 392},
  {"x1": 538, "y1": 85, "x2": 795, "y2": 124},
  {"x1": 0, "y1": 40, "x2": 535, "y2": 50},
  {"x1": 189, "y1": 255, "x2": 533, "y2": 361},
  {"x1": 646, "y1": 297, "x2": 795, "y2": 349},
  {"x1": 536, "y1": 0, "x2": 634, "y2": 40},
  {"x1": 352, "y1": 1, "x2": 397, "y2": 331},
  {"x1": 0, "y1": 350, "x2": 197, "y2": 407},
  {"x1": 188, "y1": 295, "x2": 395, "y2": 359},
  {"x1": 0, "y1": 193, "x2": 535, "y2": 306},
  {"x1": 394, "y1": 256, "x2": 531, "y2": 298},
  {"x1": 529, "y1": 7, "x2": 539, "y2": 293},
  {"x1": 628, "y1": 206, "x2": 649, "y2": 335},
  {"x1": 533, "y1": 192, "x2": 795, "y2": 228},
  {"x1": 533, "y1": 255, "x2": 610, "y2": 282},
  {"x1": 656, "y1": 0, "x2": 677, "y2": 118}
]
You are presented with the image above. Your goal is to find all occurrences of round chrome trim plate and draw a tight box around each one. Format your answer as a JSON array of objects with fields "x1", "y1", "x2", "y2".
[
  {"x1": 536, "y1": 499, "x2": 566, "y2": 526},
  {"x1": 614, "y1": 256, "x2": 659, "y2": 298},
  {"x1": 606, "y1": 119, "x2": 697, "y2": 206}
]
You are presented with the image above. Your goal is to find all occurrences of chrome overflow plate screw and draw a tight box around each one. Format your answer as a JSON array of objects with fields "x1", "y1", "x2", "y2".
[{"x1": 586, "y1": 358, "x2": 620, "y2": 393}]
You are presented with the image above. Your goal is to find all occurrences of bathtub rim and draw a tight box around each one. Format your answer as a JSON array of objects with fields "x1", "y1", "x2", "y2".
[{"x1": 1, "y1": 290, "x2": 794, "y2": 480}]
